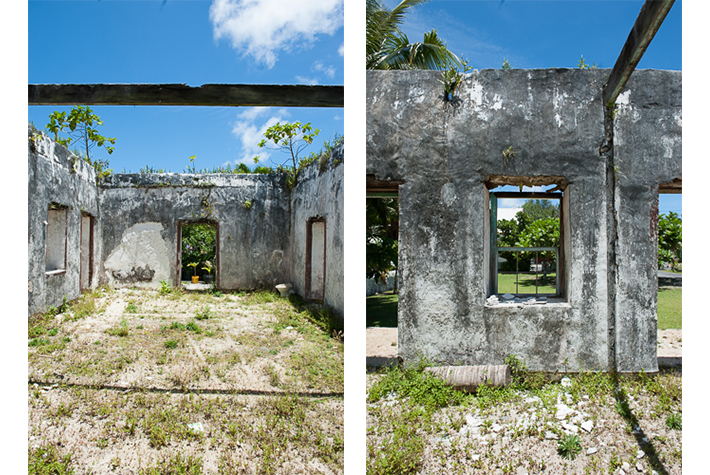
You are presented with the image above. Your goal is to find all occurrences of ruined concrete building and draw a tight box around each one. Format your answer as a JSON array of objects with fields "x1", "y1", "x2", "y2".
[
  {"x1": 28, "y1": 126, "x2": 344, "y2": 320},
  {"x1": 366, "y1": 68, "x2": 680, "y2": 373}
]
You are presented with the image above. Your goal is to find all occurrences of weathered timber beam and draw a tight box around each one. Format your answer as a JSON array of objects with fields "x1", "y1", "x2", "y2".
[
  {"x1": 603, "y1": 0, "x2": 675, "y2": 106},
  {"x1": 28, "y1": 83, "x2": 344, "y2": 108}
]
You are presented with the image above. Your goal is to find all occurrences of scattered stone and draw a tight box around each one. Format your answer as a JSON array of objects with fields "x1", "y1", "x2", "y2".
[
  {"x1": 491, "y1": 423, "x2": 503, "y2": 433},
  {"x1": 555, "y1": 404, "x2": 573, "y2": 420},
  {"x1": 560, "y1": 377, "x2": 572, "y2": 387},
  {"x1": 636, "y1": 450, "x2": 645, "y2": 459},
  {"x1": 465, "y1": 415, "x2": 483, "y2": 427},
  {"x1": 486, "y1": 295, "x2": 500, "y2": 306},
  {"x1": 622, "y1": 462, "x2": 631, "y2": 471},
  {"x1": 587, "y1": 447, "x2": 598, "y2": 455},
  {"x1": 581, "y1": 420, "x2": 594, "y2": 432},
  {"x1": 561, "y1": 422, "x2": 578, "y2": 434},
  {"x1": 636, "y1": 463, "x2": 644, "y2": 472},
  {"x1": 188, "y1": 422, "x2": 204, "y2": 433},
  {"x1": 544, "y1": 431, "x2": 559, "y2": 440},
  {"x1": 471, "y1": 454, "x2": 480, "y2": 461}
]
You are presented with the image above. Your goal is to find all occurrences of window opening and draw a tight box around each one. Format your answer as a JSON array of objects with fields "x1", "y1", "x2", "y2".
[
  {"x1": 490, "y1": 188, "x2": 562, "y2": 298},
  {"x1": 179, "y1": 222, "x2": 217, "y2": 286},
  {"x1": 46, "y1": 204, "x2": 68, "y2": 273},
  {"x1": 306, "y1": 218, "x2": 326, "y2": 301}
]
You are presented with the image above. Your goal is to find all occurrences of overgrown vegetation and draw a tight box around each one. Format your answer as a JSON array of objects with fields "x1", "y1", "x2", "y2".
[{"x1": 367, "y1": 357, "x2": 681, "y2": 474}]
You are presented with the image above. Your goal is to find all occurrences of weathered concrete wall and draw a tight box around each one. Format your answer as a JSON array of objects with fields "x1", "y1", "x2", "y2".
[
  {"x1": 28, "y1": 128, "x2": 346, "y2": 318},
  {"x1": 28, "y1": 126, "x2": 100, "y2": 315},
  {"x1": 367, "y1": 69, "x2": 680, "y2": 372},
  {"x1": 612, "y1": 70, "x2": 682, "y2": 372},
  {"x1": 98, "y1": 173, "x2": 290, "y2": 290},
  {"x1": 289, "y1": 142, "x2": 345, "y2": 319}
]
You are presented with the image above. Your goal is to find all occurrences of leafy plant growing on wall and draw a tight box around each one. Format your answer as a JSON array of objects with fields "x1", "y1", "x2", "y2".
[
  {"x1": 439, "y1": 58, "x2": 472, "y2": 101},
  {"x1": 46, "y1": 105, "x2": 115, "y2": 181},
  {"x1": 256, "y1": 121, "x2": 320, "y2": 189}
]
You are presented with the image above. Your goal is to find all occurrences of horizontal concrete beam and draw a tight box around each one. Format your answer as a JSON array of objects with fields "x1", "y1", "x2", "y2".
[
  {"x1": 603, "y1": 0, "x2": 675, "y2": 106},
  {"x1": 28, "y1": 83, "x2": 344, "y2": 108}
]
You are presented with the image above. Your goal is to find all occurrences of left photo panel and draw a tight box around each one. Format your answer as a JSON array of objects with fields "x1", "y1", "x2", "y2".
[{"x1": 28, "y1": 1, "x2": 345, "y2": 473}]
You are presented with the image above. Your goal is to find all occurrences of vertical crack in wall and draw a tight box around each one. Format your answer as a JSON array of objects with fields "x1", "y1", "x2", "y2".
[{"x1": 602, "y1": 108, "x2": 618, "y2": 372}]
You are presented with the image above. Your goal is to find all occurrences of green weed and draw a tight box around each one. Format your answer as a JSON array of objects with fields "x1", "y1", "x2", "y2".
[
  {"x1": 666, "y1": 412, "x2": 682, "y2": 430},
  {"x1": 107, "y1": 319, "x2": 129, "y2": 337},
  {"x1": 28, "y1": 445, "x2": 74, "y2": 475},
  {"x1": 557, "y1": 434, "x2": 582, "y2": 460},
  {"x1": 368, "y1": 359, "x2": 466, "y2": 409},
  {"x1": 139, "y1": 453, "x2": 203, "y2": 475}
]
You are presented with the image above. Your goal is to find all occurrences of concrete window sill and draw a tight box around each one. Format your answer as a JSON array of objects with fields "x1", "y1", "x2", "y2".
[{"x1": 45, "y1": 269, "x2": 66, "y2": 276}]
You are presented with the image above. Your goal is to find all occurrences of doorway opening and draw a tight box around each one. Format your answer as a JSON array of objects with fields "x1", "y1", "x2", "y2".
[
  {"x1": 80, "y1": 213, "x2": 95, "y2": 290},
  {"x1": 178, "y1": 222, "x2": 218, "y2": 286},
  {"x1": 305, "y1": 218, "x2": 326, "y2": 301}
]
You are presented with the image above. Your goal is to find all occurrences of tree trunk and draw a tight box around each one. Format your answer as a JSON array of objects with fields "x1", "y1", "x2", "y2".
[{"x1": 424, "y1": 365, "x2": 511, "y2": 392}]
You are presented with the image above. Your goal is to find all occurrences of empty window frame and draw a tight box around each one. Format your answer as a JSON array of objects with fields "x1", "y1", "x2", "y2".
[
  {"x1": 490, "y1": 191, "x2": 563, "y2": 297},
  {"x1": 46, "y1": 204, "x2": 68, "y2": 273}
]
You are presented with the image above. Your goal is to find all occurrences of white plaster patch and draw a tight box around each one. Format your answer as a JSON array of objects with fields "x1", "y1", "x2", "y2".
[
  {"x1": 409, "y1": 86, "x2": 427, "y2": 104},
  {"x1": 466, "y1": 80, "x2": 484, "y2": 110},
  {"x1": 104, "y1": 222, "x2": 170, "y2": 288},
  {"x1": 553, "y1": 88, "x2": 569, "y2": 128},
  {"x1": 491, "y1": 94, "x2": 503, "y2": 110},
  {"x1": 661, "y1": 136, "x2": 676, "y2": 159},
  {"x1": 441, "y1": 183, "x2": 457, "y2": 206},
  {"x1": 616, "y1": 90, "x2": 631, "y2": 105}
]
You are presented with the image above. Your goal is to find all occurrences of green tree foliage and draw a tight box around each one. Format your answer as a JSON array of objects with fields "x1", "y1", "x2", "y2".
[
  {"x1": 181, "y1": 224, "x2": 216, "y2": 279},
  {"x1": 497, "y1": 200, "x2": 560, "y2": 271},
  {"x1": 257, "y1": 121, "x2": 320, "y2": 171},
  {"x1": 366, "y1": 0, "x2": 463, "y2": 70},
  {"x1": 366, "y1": 198, "x2": 399, "y2": 289},
  {"x1": 256, "y1": 121, "x2": 320, "y2": 188},
  {"x1": 46, "y1": 105, "x2": 115, "y2": 181},
  {"x1": 521, "y1": 199, "x2": 559, "y2": 221},
  {"x1": 658, "y1": 211, "x2": 682, "y2": 271}
]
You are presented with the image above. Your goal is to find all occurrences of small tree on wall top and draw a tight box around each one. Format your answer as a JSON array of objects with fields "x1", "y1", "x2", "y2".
[
  {"x1": 257, "y1": 121, "x2": 320, "y2": 171},
  {"x1": 46, "y1": 105, "x2": 115, "y2": 181},
  {"x1": 255, "y1": 121, "x2": 320, "y2": 188}
]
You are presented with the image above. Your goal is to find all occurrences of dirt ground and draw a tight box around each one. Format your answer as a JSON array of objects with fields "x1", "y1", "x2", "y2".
[{"x1": 28, "y1": 287, "x2": 344, "y2": 475}]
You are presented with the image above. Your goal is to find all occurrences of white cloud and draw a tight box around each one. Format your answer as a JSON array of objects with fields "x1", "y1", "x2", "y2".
[
  {"x1": 313, "y1": 61, "x2": 336, "y2": 78},
  {"x1": 231, "y1": 107, "x2": 289, "y2": 164},
  {"x1": 338, "y1": 43, "x2": 344, "y2": 56},
  {"x1": 296, "y1": 76, "x2": 319, "y2": 85},
  {"x1": 210, "y1": 0, "x2": 344, "y2": 68}
]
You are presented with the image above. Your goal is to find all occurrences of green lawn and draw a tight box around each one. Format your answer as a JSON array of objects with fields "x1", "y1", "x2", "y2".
[
  {"x1": 366, "y1": 292, "x2": 398, "y2": 327},
  {"x1": 497, "y1": 272, "x2": 557, "y2": 295},
  {"x1": 658, "y1": 287, "x2": 682, "y2": 329}
]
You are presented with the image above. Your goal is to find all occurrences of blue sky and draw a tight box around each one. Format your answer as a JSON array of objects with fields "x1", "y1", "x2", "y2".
[
  {"x1": 28, "y1": 0, "x2": 344, "y2": 172},
  {"x1": 382, "y1": 0, "x2": 682, "y2": 216}
]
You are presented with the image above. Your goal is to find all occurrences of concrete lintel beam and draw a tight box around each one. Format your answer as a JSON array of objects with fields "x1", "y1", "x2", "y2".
[
  {"x1": 28, "y1": 83, "x2": 344, "y2": 108},
  {"x1": 603, "y1": 0, "x2": 675, "y2": 107}
]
